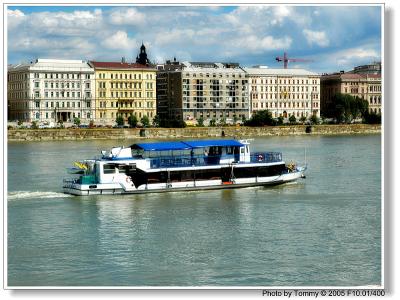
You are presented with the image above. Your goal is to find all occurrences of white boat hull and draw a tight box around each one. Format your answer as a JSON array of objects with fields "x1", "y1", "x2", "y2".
[{"x1": 63, "y1": 170, "x2": 305, "y2": 196}]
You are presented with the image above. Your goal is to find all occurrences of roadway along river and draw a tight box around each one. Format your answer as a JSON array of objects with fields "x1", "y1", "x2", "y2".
[{"x1": 7, "y1": 134, "x2": 381, "y2": 287}]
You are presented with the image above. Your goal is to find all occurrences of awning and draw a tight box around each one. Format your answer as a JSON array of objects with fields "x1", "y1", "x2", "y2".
[
  {"x1": 183, "y1": 140, "x2": 244, "y2": 148},
  {"x1": 131, "y1": 141, "x2": 192, "y2": 151}
]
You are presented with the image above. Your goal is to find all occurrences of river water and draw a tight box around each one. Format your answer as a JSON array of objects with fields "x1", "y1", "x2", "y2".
[{"x1": 7, "y1": 134, "x2": 382, "y2": 287}]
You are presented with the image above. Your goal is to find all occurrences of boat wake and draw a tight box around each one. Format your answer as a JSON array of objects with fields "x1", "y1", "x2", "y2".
[{"x1": 7, "y1": 191, "x2": 73, "y2": 200}]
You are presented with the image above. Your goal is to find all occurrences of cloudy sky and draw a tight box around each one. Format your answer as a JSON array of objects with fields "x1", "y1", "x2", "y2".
[{"x1": 7, "y1": 5, "x2": 382, "y2": 73}]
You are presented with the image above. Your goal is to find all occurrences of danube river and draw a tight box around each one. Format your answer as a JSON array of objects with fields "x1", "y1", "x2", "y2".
[{"x1": 7, "y1": 134, "x2": 381, "y2": 287}]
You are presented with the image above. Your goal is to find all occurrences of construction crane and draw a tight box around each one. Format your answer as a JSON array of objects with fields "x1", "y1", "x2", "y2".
[{"x1": 275, "y1": 52, "x2": 313, "y2": 69}]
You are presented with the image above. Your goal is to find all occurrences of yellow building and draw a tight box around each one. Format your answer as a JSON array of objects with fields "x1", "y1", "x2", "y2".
[{"x1": 90, "y1": 60, "x2": 157, "y2": 125}]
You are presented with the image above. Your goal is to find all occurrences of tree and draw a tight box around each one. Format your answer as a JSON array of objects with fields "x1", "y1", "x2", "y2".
[
  {"x1": 327, "y1": 93, "x2": 369, "y2": 124},
  {"x1": 73, "y1": 117, "x2": 81, "y2": 126},
  {"x1": 218, "y1": 117, "x2": 227, "y2": 126},
  {"x1": 141, "y1": 115, "x2": 150, "y2": 127},
  {"x1": 233, "y1": 115, "x2": 238, "y2": 124},
  {"x1": 209, "y1": 118, "x2": 216, "y2": 127},
  {"x1": 197, "y1": 117, "x2": 204, "y2": 127},
  {"x1": 310, "y1": 115, "x2": 320, "y2": 125},
  {"x1": 128, "y1": 115, "x2": 138, "y2": 128},
  {"x1": 152, "y1": 115, "x2": 160, "y2": 127},
  {"x1": 116, "y1": 116, "x2": 124, "y2": 126},
  {"x1": 244, "y1": 110, "x2": 275, "y2": 126},
  {"x1": 300, "y1": 116, "x2": 307, "y2": 124},
  {"x1": 277, "y1": 116, "x2": 284, "y2": 125},
  {"x1": 364, "y1": 111, "x2": 381, "y2": 124},
  {"x1": 31, "y1": 121, "x2": 38, "y2": 129},
  {"x1": 289, "y1": 115, "x2": 297, "y2": 125}
]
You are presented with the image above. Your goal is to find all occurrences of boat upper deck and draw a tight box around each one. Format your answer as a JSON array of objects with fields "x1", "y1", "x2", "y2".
[{"x1": 101, "y1": 139, "x2": 283, "y2": 169}]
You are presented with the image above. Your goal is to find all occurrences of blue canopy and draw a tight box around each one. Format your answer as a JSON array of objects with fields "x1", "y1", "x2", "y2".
[
  {"x1": 131, "y1": 139, "x2": 244, "y2": 151},
  {"x1": 184, "y1": 140, "x2": 244, "y2": 148},
  {"x1": 132, "y1": 141, "x2": 191, "y2": 151}
]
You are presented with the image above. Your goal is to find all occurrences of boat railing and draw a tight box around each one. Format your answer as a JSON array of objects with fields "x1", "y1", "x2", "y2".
[
  {"x1": 250, "y1": 152, "x2": 282, "y2": 163},
  {"x1": 150, "y1": 154, "x2": 212, "y2": 168},
  {"x1": 149, "y1": 152, "x2": 282, "y2": 168}
]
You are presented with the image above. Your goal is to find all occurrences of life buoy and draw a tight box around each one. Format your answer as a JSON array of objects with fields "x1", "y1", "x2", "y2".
[{"x1": 258, "y1": 154, "x2": 264, "y2": 162}]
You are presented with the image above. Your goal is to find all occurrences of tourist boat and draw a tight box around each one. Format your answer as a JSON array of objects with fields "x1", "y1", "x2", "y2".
[{"x1": 63, "y1": 139, "x2": 306, "y2": 196}]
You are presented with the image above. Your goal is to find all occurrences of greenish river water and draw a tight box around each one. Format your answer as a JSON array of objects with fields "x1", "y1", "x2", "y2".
[{"x1": 7, "y1": 135, "x2": 381, "y2": 287}]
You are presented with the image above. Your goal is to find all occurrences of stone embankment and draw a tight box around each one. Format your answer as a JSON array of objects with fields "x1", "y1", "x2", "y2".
[{"x1": 7, "y1": 124, "x2": 381, "y2": 142}]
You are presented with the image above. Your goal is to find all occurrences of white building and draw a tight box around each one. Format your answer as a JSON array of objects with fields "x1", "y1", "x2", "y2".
[
  {"x1": 157, "y1": 61, "x2": 249, "y2": 125},
  {"x1": 244, "y1": 67, "x2": 320, "y2": 120},
  {"x1": 8, "y1": 59, "x2": 95, "y2": 123}
]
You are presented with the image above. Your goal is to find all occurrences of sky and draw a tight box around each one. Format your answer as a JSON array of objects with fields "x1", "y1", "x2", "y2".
[{"x1": 6, "y1": 5, "x2": 382, "y2": 73}]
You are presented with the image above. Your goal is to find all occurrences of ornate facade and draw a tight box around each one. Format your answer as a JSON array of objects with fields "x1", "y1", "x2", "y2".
[
  {"x1": 7, "y1": 59, "x2": 95, "y2": 123},
  {"x1": 90, "y1": 60, "x2": 157, "y2": 125},
  {"x1": 245, "y1": 67, "x2": 320, "y2": 119}
]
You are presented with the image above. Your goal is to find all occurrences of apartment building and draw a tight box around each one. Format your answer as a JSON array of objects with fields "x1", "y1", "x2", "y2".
[
  {"x1": 320, "y1": 72, "x2": 382, "y2": 116},
  {"x1": 157, "y1": 61, "x2": 249, "y2": 125},
  {"x1": 90, "y1": 60, "x2": 157, "y2": 125},
  {"x1": 7, "y1": 59, "x2": 95, "y2": 122},
  {"x1": 245, "y1": 67, "x2": 320, "y2": 119}
]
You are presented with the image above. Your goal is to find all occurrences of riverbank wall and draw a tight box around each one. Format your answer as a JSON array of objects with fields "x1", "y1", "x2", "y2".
[{"x1": 7, "y1": 124, "x2": 381, "y2": 142}]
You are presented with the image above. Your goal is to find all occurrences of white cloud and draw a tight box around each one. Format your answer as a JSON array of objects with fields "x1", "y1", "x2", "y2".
[
  {"x1": 230, "y1": 35, "x2": 292, "y2": 54},
  {"x1": 303, "y1": 29, "x2": 329, "y2": 47},
  {"x1": 7, "y1": 8, "x2": 24, "y2": 17},
  {"x1": 109, "y1": 8, "x2": 146, "y2": 26},
  {"x1": 271, "y1": 6, "x2": 291, "y2": 25},
  {"x1": 7, "y1": 9, "x2": 25, "y2": 29},
  {"x1": 335, "y1": 47, "x2": 379, "y2": 66},
  {"x1": 101, "y1": 31, "x2": 137, "y2": 50}
]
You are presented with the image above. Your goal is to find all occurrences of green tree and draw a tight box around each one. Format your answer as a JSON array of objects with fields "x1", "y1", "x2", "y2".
[
  {"x1": 116, "y1": 115, "x2": 124, "y2": 126},
  {"x1": 152, "y1": 115, "x2": 160, "y2": 127},
  {"x1": 244, "y1": 110, "x2": 275, "y2": 126},
  {"x1": 209, "y1": 118, "x2": 216, "y2": 127},
  {"x1": 277, "y1": 116, "x2": 284, "y2": 125},
  {"x1": 128, "y1": 115, "x2": 138, "y2": 128},
  {"x1": 233, "y1": 115, "x2": 238, "y2": 124},
  {"x1": 141, "y1": 115, "x2": 150, "y2": 127},
  {"x1": 289, "y1": 115, "x2": 297, "y2": 124},
  {"x1": 364, "y1": 111, "x2": 381, "y2": 124},
  {"x1": 218, "y1": 117, "x2": 227, "y2": 126},
  {"x1": 73, "y1": 117, "x2": 81, "y2": 126},
  {"x1": 300, "y1": 116, "x2": 307, "y2": 124},
  {"x1": 328, "y1": 93, "x2": 369, "y2": 124},
  {"x1": 31, "y1": 121, "x2": 38, "y2": 129},
  {"x1": 197, "y1": 117, "x2": 204, "y2": 127},
  {"x1": 310, "y1": 115, "x2": 320, "y2": 125}
]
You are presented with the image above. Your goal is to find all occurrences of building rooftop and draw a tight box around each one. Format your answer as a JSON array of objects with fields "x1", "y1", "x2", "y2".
[
  {"x1": 244, "y1": 67, "x2": 319, "y2": 76},
  {"x1": 180, "y1": 61, "x2": 246, "y2": 73},
  {"x1": 90, "y1": 61, "x2": 156, "y2": 70},
  {"x1": 9, "y1": 58, "x2": 93, "y2": 72},
  {"x1": 321, "y1": 72, "x2": 381, "y2": 80}
]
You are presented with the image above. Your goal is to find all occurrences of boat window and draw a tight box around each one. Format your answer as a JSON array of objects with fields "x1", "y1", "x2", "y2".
[
  {"x1": 240, "y1": 147, "x2": 245, "y2": 154},
  {"x1": 117, "y1": 165, "x2": 126, "y2": 173},
  {"x1": 103, "y1": 164, "x2": 116, "y2": 174},
  {"x1": 227, "y1": 147, "x2": 234, "y2": 155}
]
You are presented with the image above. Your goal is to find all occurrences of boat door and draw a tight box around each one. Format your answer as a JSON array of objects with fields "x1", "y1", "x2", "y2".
[{"x1": 239, "y1": 146, "x2": 245, "y2": 162}]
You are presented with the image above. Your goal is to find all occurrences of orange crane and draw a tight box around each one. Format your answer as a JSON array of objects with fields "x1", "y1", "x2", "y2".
[{"x1": 275, "y1": 52, "x2": 313, "y2": 69}]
